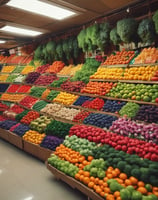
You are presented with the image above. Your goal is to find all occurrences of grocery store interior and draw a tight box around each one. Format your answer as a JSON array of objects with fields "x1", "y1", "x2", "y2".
[{"x1": 0, "y1": 0, "x2": 158, "y2": 200}]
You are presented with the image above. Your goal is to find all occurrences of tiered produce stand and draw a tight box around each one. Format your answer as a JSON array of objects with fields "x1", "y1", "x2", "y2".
[{"x1": 0, "y1": 48, "x2": 158, "y2": 200}]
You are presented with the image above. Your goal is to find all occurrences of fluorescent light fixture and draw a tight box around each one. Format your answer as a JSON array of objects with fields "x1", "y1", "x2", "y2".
[
  {"x1": 0, "y1": 40, "x2": 6, "y2": 44},
  {"x1": 0, "y1": 25, "x2": 42, "y2": 36},
  {"x1": 7, "y1": 0, "x2": 76, "y2": 20}
]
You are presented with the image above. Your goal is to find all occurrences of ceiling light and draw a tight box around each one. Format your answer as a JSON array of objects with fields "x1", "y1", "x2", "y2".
[
  {"x1": 0, "y1": 40, "x2": 6, "y2": 44},
  {"x1": 6, "y1": 0, "x2": 76, "y2": 20},
  {"x1": 0, "y1": 25, "x2": 43, "y2": 36}
]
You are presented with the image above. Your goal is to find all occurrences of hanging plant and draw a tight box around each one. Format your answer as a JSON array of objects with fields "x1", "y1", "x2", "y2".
[
  {"x1": 73, "y1": 37, "x2": 80, "y2": 58},
  {"x1": 56, "y1": 41, "x2": 64, "y2": 60},
  {"x1": 62, "y1": 39, "x2": 71, "y2": 60},
  {"x1": 77, "y1": 29, "x2": 88, "y2": 52},
  {"x1": 110, "y1": 27, "x2": 122, "y2": 45},
  {"x1": 34, "y1": 45, "x2": 43, "y2": 59},
  {"x1": 153, "y1": 9, "x2": 158, "y2": 33},
  {"x1": 46, "y1": 41, "x2": 56, "y2": 54},
  {"x1": 85, "y1": 25, "x2": 97, "y2": 52},
  {"x1": 117, "y1": 18, "x2": 138, "y2": 43},
  {"x1": 96, "y1": 22, "x2": 110, "y2": 51},
  {"x1": 137, "y1": 18, "x2": 155, "y2": 45}
]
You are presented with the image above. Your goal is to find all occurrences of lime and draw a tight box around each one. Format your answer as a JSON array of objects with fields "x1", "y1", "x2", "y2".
[
  {"x1": 143, "y1": 96, "x2": 151, "y2": 102},
  {"x1": 136, "y1": 96, "x2": 141, "y2": 101}
]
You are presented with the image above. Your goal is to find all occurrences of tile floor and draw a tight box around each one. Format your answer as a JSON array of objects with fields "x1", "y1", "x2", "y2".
[{"x1": 0, "y1": 139, "x2": 87, "y2": 200}]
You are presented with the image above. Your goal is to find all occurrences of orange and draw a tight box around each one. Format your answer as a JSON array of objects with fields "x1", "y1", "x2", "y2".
[
  {"x1": 106, "y1": 194, "x2": 115, "y2": 200},
  {"x1": 107, "y1": 173, "x2": 113, "y2": 179},
  {"x1": 104, "y1": 187, "x2": 110, "y2": 193},
  {"x1": 95, "y1": 178, "x2": 100, "y2": 184},
  {"x1": 87, "y1": 156, "x2": 94, "y2": 162},
  {"x1": 98, "y1": 180, "x2": 104, "y2": 186},
  {"x1": 115, "y1": 178, "x2": 123, "y2": 184},
  {"x1": 75, "y1": 173, "x2": 80, "y2": 180},
  {"x1": 119, "y1": 173, "x2": 127, "y2": 180},
  {"x1": 115, "y1": 168, "x2": 121, "y2": 175},
  {"x1": 83, "y1": 177, "x2": 90, "y2": 185},
  {"x1": 79, "y1": 175, "x2": 84, "y2": 182},
  {"x1": 125, "y1": 179, "x2": 132, "y2": 186},
  {"x1": 95, "y1": 186, "x2": 102, "y2": 194},
  {"x1": 103, "y1": 177, "x2": 109, "y2": 182},
  {"x1": 78, "y1": 170, "x2": 84, "y2": 175},
  {"x1": 129, "y1": 176, "x2": 138, "y2": 185},
  {"x1": 116, "y1": 197, "x2": 122, "y2": 200},
  {"x1": 137, "y1": 181, "x2": 145, "y2": 187},
  {"x1": 114, "y1": 191, "x2": 120, "y2": 197},
  {"x1": 83, "y1": 171, "x2": 90, "y2": 177},
  {"x1": 137, "y1": 187, "x2": 148, "y2": 194},
  {"x1": 88, "y1": 181, "x2": 94, "y2": 188},
  {"x1": 111, "y1": 170, "x2": 117, "y2": 178},
  {"x1": 90, "y1": 176, "x2": 95, "y2": 182},
  {"x1": 100, "y1": 191, "x2": 105, "y2": 197}
]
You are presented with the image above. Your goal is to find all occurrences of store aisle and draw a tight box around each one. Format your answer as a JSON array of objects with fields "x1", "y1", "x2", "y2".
[{"x1": 0, "y1": 139, "x2": 87, "y2": 200}]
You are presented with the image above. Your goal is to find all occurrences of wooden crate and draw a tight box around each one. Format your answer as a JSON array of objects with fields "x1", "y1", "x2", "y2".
[
  {"x1": 8, "y1": 132, "x2": 23, "y2": 149},
  {"x1": 46, "y1": 162, "x2": 104, "y2": 200},
  {"x1": 23, "y1": 140, "x2": 39, "y2": 158},
  {"x1": 0, "y1": 128, "x2": 9, "y2": 141},
  {"x1": 38, "y1": 146, "x2": 52, "y2": 161}
]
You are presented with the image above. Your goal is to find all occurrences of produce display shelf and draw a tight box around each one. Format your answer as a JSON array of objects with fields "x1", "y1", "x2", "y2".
[
  {"x1": 90, "y1": 79, "x2": 158, "y2": 84},
  {"x1": 90, "y1": 79, "x2": 117, "y2": 82},
  {"x1": 57, "y1": 74, "x2": 71, "y2": 78},
  {"x1": 71, "y1": 92, "x2": 158, "y2": 106},
  {"x1": 104, "y1": 96, "x2": 158, "y2": 106},
  {"x1": 0, "y1": 82, "x2": 12, "y2": 84},
  {"x1": 119, "y1": 80, "x2": 158, "y2": 84},
  {"x1": 129, "y1": 63, "x2": 158, "y2": 67},
  {"x1": 100, "y1": 64, "x2": 128, "y2": 68},
  {"x1": 3, "y1": 63, "x2": 27, "y2": 66},
  {"x1": 46, "y1": 162, "x2": 104, "y2": 200},
  {"x1": 70, "y1": 105, "x2": 119, "y2": 117}
]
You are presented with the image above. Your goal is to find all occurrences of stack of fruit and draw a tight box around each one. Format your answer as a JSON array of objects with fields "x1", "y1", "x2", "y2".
[
  {"x1": 23, "y1": 130, "x2": 45, "y2": 144},
  {"x1": 30, "y1": 115, "x2": 51, "y2": 133},
  {"x1": 21, "y1": 65, "x2": 35, "y2": 74},
  {"x1": 102, "y1": 50, "x2": 135, "y2": 65},
  {"x1": 81, "y1": 82, "x2": 116, "y2": 95},
  {"x1": 54, "y1": 107, "x2": 80, "y2": 121},
  {"x1": 107, "y1": 82, "x2": 158, "y2": 102},
  {"x1": 19, "y1": 96, "x2": 38, "y2": 108},
  {"x1": 90, "y1": 67, "x2": 124, "y2": 80},
  {"x1": 61, "y1": 81, "x2": 86, "y2": 92},
  {"x1": 53, "y1": 92, "x2": 79, "y2": 105},
  {"x1": 1, "y1": 65, "x2": 16, "y2": 73},
  {"x1": 134, "y1": 47, "x2": 158, "y2": 64}
]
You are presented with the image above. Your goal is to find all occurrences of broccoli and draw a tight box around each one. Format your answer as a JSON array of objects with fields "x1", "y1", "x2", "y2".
[
  {"x1": 77, "y1": 29, "x2": 88, "y2": 52},
  {"x1": 56, "y1": 41, "x2": 64, "y2": 60},
  {"x1": 62, "y1": 39, "x2": 70, "y2": 60},
  {"x1": 117, "y1": 18, "x2": 138, "y2": 43},
  {"x1": 131, "y1": 168, "x2": 140, "y2": 179},
  {"x1": 110, "y1": 27, "x2": 122, "y2": 45},
  {"x1": 137, "y1": 18, "x2": 155, "y2": 45},
  {"x1": 153, "y1": 9, "x2": 158, "y2": 33},
  {"x1": 73, "y1": 37, "x2": 80, "y2": 58},
  {"x1": 34, "y1": 45, "x2": 43, "y2": 59},
  {"x1": 96, "y1": 22, "x2": 110, "y2": 51}
]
